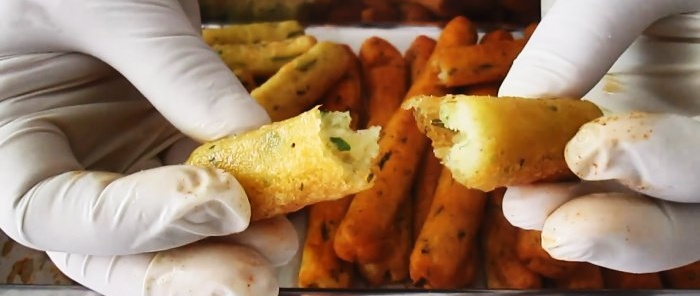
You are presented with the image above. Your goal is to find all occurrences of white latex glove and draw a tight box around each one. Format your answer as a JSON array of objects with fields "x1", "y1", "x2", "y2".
[
  {"x1": 0, "y1": 0, "x2": 298, "y2": 295},
  {"x1": 498, "y1": 0, "x2": 700, "y2": 273}
]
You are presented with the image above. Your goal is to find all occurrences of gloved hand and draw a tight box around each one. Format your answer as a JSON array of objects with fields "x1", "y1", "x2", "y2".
[
  {"x1": 0, "y1": 0, "x2": 298, "y2": 295},
  {"x1": 498, "y1": 0, "x2": 700, "y2": 273}
]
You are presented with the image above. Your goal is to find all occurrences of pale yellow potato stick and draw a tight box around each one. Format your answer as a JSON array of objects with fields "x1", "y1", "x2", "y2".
[
  {"x1": 251, "y1": 41, "x2": 352, "y2": 122},
  {"x1": 202, "y1": 20, "x2": 305, "y2": 45},
  {"x1": 213, "y1": 35, "x2": 317, "y2": 78}
]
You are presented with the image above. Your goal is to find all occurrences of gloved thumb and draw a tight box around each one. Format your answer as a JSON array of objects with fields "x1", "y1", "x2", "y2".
[
  {"x1": 498, "y1": 0, "x2": 700, "y2": 99},
  {"x1": 65, "y1": 0, "x2": 270, "y2": 142}
]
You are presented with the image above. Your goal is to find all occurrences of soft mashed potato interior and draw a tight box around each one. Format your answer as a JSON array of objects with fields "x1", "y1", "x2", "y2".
[{"x1": 320, "y1": 111, "x2": 380, "y2": 177}]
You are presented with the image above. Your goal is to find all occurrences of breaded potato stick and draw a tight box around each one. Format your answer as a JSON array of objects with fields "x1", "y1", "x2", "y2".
[
  {"x1": 461, "y1": 29, "x2": 513, "y2": 96},
  {"x1": 357, "y1": 199, "x2": 412, "y2": 286},
  {"x1": 297, "y1": 53, "x2": 365, "y2": 289},
  {"x1": 202, "y1": 20, "x2": 305, "y2": 45},
  {"x1": 251, "y1": 41, "x2": 352, "y2": 122},
  {"x1": 404, "y1": 35, "x2": 437, "y2": 83},
  {"x1": 483, "y1": 188, "x2": 543, "y2": 289},
  {"x1": 298, "y1": 197, "x2": 355, "y2": 288},
  {"x1": 409, "y1": 168, "x2": 486, "y2": 288},
  {"x1": 213, "y1": 35, "x2": 317, "y2": 77},
  {"x1": 603, "y1": 269, "x2": 663, "y2": 289},
  {"x1": 663, "y1": 261, "x2": 700, "y2": 288},
  {"x1": 333, "y1": 16, "x2": 465, "y2": 264},
  {"x1": 515, "y1": 229, "x2": 581, "y2": 279},
  {"x1": 399, "y1": 2, "x2": 435, "y2": 24},
  {"x1": 554, "y1": 263, "x2": 605, "y2": 289},
  {"x1": 411, "y1": 150, "x2": 442, "y2": 240},
  {"x1": 186, "y1": 107, "x2": 380, "y2": 221},
  {"x1": 524, "y1": 23, "x2": 539, "y2": 41},
  {"x1": 403, "y1": 95, "x2": 603, "y2": 191},
  {"x1": 404, "y1": 0, "x2": 465, "y2": 18},
  {"x1": 404, "y1": 35, "x2": 442, "y2": 240},
  {"x1": 354, "y1": 37, "x2": 412, "y2": 285},
  {"x1": 319, "y1": 47, "x2": 365, "y2": 129},
  {"x1": 435, "y1": 16, "x2": 479, "y2": 49},
  {"x1": 480, "y1": 29, "x2": 515, "y2": 44},
  {"x1": 231, "y1": 68, "x2": 257, "y2": 92},
  {"x1": 434, "y1": 39, "x2": 526, "y2": 87},
  {"x1": 360, "y1": 37, "x2": 408, "y2": 127}
]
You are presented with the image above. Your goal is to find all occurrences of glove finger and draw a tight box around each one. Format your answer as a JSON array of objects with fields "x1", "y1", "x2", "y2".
[
  {"x1": 208, "y1": 215, "x2": 300, "y2": 267},
  {"x1": 498, "y1": 0, "x2": 700, "y2": 99},
  {"x1": 47, "y1": 242, "x2": 277, "y2": 296},
  {"x1": 503, "y1": 180, "x2": 634, "y2": 231},
  {"x1": 67, "y1": 1, "x2": 270, "y2": 142},
  {"x1": 1, "y1": 164, "x2": 251, "y2": 256},
  {"x1": 541, "y1": 192, "x2": 700, "y2": 273},
  {"x1": 566, "y1": 112, "x2": 700, "y2": 203}
]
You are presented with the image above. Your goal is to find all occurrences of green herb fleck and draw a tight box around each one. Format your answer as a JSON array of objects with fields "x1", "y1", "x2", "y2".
[
  {"x1": 272, "y1": 55, "x2": 299, "y2": 62},
  {"x1": 296, "y1": 58, "x2": 317, "y2": 72},
  {"x1": 287, "y1": 30, "x2": 305, "y2": 38},
  {"x1": 330, "y1": 137, "x2": 351, "y2": 151}
]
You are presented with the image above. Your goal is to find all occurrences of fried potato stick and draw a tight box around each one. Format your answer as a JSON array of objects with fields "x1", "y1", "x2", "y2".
[
  {"x1": 482, "y1": 188, "x2": 542, "y2": 289},
  {"x1": 298, "y1": 51, "x2": 364, "y2": 289},
  {"x1": 231, "y1": 68, "x2": 257, "y2": 92},
  {"x1": 213, "y1": 35, "x2": 317, "y2": 78},
  {"x1": 515, "y1": 229, "x2": 581, "y2": 279},
  {"x1": 409, "y1": 168, "x2": 487, "y2": 288},
  {"x1": 663, "y1": 261, "x2": 700, "y2": 288},
  {"x1": 603, "y1": 269, "x2": 664, "y2": 289},
  {"x1": 403, "y1": 35, "x2": 441, "y2": 239},
  {"x1": 202, "y1": 20, "x2": 305, "y2": 45},
  {"x1": 434, "y1": 39, "x2": 526, "y2": 87},
  {"x1": 480, "y1": 29, "x2": 515, "y2": 44},
  {"x1": 360, "y1": 37, "x2": 408, "y2": 127},
  {"x1": 404, "y1": 35, "x2": 438, "y2": 83},
  {"x1": 357, "y1": 199, "x2": 413, "y2": 286},
  {"x1": 554, "y1": 263, "x2": 605, "y2": 289},
  {"x1": 333, "y1": 16, "x2": 473, "y2": 264},
  {"x1": 353, "y1": 37, "x2": 412, "y2": 286},
  {"x1": 251, "y1": 41, "x2": 352, "y2": 122}
]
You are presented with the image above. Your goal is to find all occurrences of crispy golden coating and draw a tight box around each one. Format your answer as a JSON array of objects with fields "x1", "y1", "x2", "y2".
[{"x1": 213, "y1": 35, "x2": 317, "y2": 77}]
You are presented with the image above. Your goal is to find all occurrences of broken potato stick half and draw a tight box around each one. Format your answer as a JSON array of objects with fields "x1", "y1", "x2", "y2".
[
  {"x1": 403, "y1": 95, "x2": 603, "y2": 191},
  {"x1": 186, "y1": 107, "x2": 381, "y2": 221},
  {"x1": 251, "y1": 41, "x2": 352, "y2": 122},
  {"x1": 213, "y1": 35, "x2": 318, "y2": 78},
  {"x1": 203, "y1": 20, "x2": 305, "y2": 45}
]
